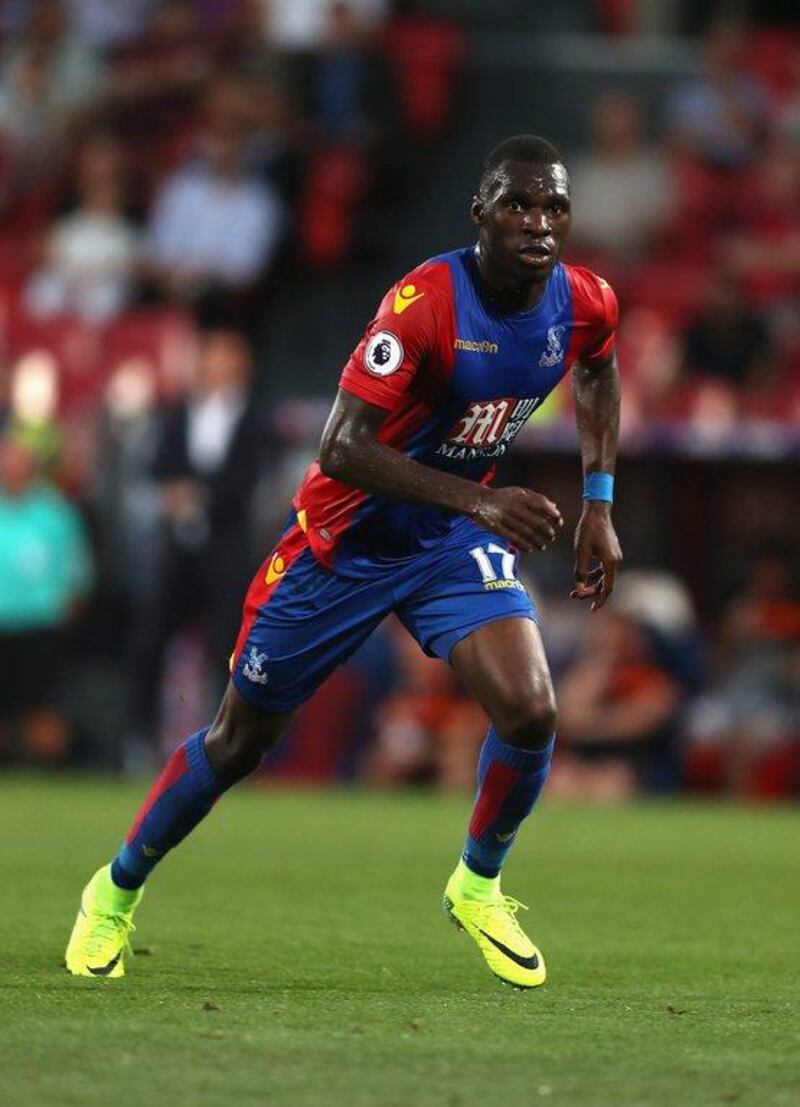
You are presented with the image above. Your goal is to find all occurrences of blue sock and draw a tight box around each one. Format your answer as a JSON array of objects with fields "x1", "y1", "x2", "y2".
[
  {"x1": 110, "y1": 729, "x2": 225, "y2": 890},
  {"x1": 462, "y1": 727, "x2": 555, "y2": 879}
]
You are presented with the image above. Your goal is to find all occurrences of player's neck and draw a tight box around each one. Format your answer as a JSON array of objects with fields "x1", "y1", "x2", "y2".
[{"x1": 474, "y1": 246, "x2": 548, "y2": 314}]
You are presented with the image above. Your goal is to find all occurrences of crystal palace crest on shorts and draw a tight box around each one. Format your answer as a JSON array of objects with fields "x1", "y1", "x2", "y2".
[{"x1": 243, "y1": 647, "x2": 269, "y2": 685}]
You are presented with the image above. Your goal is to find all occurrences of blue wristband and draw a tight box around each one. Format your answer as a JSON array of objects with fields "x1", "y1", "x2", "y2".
[{"x1": 583, "y1": 472, "x2": 614, "y2": 503}]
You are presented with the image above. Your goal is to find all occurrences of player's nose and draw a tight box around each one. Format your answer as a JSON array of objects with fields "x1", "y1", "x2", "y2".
[{"x1": 523, "y1": 208, "x2": 549, "y2": 235}]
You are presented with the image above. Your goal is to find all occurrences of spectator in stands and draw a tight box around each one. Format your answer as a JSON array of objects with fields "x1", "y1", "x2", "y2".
[
  {"x1": 1, "y1": 1, "x2": 32, "y2": 36},
  {"x1": 683, "y1": 268, "x2": 771, "y2": 387},
  {"x1": 317, "y1": 1, "x2": 376, "y2": 139},
  {"x1": 262, "y1": 0, "x2": 388, "y2": 53},
  {"x1": 142, "y1": 78, "x2": 285, "y2": 307},
  {"x1": 552, "y1": 610, "x2": 682, "y2": 800},
  {"x1": 0, "y1": 0, "x2": 107, "y2": 193},
  {"x1": 665, "y1": 21, "x2": 769, "y2": 168},
  {"x1": 0, "y1": 433, "x2": 94, "y2": 762},
  {"x1": 260, "y1": 0, "x2": 387, "y2": 137},
  {"x1": 0, "y1": 47, "x2": 65, "y2": 189},
  {"x1": 240, "y1": 74, "x2": 303, "y2": 208},
  {"x1": 0, "y1": 133, "x2": 13, "y2": 212},
  {"x1": 722, "y1": 142, "x2": 800, "y2": 308},
  {"x1": 127, "y1": 327, "x2": 268, "y2": 763},
  {"x1": 25, "y1": 132, "x2": 140, "y2": 322},
  {"x1": 613, "y1": 569, "x2": 705, "y2": 700},
  {"x1": 7, "y1": 348, "x2": 61, "y2": 471},
  {"x1": 686, "y1": 551, "x2": 799, "y2": 797},
  {"x1": 777, "y1": 43, "x2": 800, "y2": 145},
  {"x1": 2, "y1": 0, "x2": 106, "y2": 113},
  {"x1": 569, "y1": 90, "x2": 673, "y2": 260},
  {"x1": 95, "y1": 358, "x2": 161, "y2": 609},
  {"x1": 107, "y1": 0, "x2": 218, "y2": 147},
  {"x1": 63, "y1": 0, "x2": 158, "y2": 52}
]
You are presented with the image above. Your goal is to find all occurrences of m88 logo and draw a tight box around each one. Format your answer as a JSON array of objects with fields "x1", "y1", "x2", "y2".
[{"x1": 438, "y1": 397, "x2": 540, "y2": 460}]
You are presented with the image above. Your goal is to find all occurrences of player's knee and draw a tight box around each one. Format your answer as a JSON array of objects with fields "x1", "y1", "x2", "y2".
[
  {"x1": 205, "y1": 715, "x2": 280, "y2": 782},
  {"x1": 495, "y1": 690, "x2": 557, "y2": 750}
]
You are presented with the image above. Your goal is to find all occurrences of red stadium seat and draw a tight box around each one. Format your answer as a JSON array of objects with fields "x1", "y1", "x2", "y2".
[
  {"x1": 299, "y1": 144, "x2": 370, "y2": 270},
  {"x1": 745, "y1": 31, "x2": 800, "y2": 100},
  {"x1": 595, "y1": 0, "x2": 637, "y2": 36},
  {"x1": 624, "y1": 261, "x2": 709, "y2": 327},
  {"x1": 4, "y1": 307, "x2": 194, "y2": 415},
  {"x1": 384, "y1": 17, "x2": 466, "y2": 141},
  {"x1": 0, "y1": 231, "x2": 39, "y2": 285},
  {"x1": 750, "y1": 743, "x2": 800, "y2": 800}
]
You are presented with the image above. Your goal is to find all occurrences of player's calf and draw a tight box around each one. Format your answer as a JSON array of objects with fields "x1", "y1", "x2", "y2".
[
  {"x1": 443, "y1": 726, "x2": 555, "y2": 988},
  {"x1": 444, "y1": 621, "x2": 557, "y2": 985},
  {"x1": 108, "y1": 686, "x2": 292, "y2": 894},
  {"x1": 65, "y1": 685, "x2": 293, "y2": 977}
]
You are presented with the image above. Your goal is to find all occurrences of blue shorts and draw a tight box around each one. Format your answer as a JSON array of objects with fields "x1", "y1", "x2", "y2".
[{"x1": 230, "y1": 515, "x2": 537, "y2": 714}]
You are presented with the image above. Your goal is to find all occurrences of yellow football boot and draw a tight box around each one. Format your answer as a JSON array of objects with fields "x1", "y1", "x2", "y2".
[
  {"x1": 444, "y1": 861, "x2": 546, "y2": 989},
  {"x1": 65, "y1": 866, "x2": 142, "y2": 978}
]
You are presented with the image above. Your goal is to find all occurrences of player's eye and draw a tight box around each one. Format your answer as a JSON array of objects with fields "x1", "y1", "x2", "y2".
[
  {"x1": 507, "y1": 200, "x2": 525, "y2": 213},
  {"x1": 551, "y1": 203, "x2": 567, "y2": 216}
]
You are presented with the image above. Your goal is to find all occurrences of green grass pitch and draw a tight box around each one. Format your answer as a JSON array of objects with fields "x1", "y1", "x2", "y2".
[{"x1": 1, "y1": 776, "x2": 798, "y2": 1107}]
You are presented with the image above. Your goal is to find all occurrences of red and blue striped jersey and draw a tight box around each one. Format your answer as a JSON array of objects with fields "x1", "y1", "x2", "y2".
[{"x1": 293, "y1": 245, "x2": 618, "y2": 575}]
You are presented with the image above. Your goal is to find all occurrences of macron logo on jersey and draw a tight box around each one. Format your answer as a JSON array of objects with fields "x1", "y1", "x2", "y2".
[{"x1": 455, "y1": 337, "x2": 499, "y2": 354}]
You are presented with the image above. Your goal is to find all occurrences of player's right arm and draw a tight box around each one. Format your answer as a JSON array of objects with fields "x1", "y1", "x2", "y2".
[{"x1": 319, "y1": 391, "x2": 561, "y2": 554}]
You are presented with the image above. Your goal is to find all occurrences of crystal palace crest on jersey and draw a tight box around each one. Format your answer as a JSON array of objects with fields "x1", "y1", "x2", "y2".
[{"x1": 538, "y1": 325, "x2": 566, "y2": 368}]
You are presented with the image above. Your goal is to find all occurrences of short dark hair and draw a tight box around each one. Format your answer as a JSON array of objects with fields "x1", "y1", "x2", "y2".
[{"x1": 478, "y1": 135, "x2": 564, "y2": 199}]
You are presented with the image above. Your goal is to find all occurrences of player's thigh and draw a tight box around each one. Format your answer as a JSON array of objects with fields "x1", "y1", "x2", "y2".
[
  {"x1": 396, "y1": 529, "x2": 556, "y2": 744},
  {"x1": 396, "y1": 527, "x2": 537, "y2": 662},
  {"x1": 450, "y1": 617, "x2": 557, "y2": 742}
]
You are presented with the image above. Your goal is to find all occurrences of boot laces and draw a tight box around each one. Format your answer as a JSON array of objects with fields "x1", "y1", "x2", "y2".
[
  {"x1": 84, "y1": 911, "x2": 136, "y2": 959},
  {"x1": 464, "y1": 894, "x2": 529, "y2": 939}
]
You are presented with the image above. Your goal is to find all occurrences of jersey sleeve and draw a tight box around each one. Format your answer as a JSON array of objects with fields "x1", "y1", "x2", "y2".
[
  {"x1": 571, "y1": 268, "x2": 619, "y2": 365},
  {"x1": 338, "y1": 273, "x2": 442, "y2": 410}
]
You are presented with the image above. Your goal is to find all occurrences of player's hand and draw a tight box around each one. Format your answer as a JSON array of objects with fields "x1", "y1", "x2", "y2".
[
  {"x1": 571, "y1": 501, "x2": 622, "y2": 611},
  {"x1": 472, "y1": 486, "x2": 563, "y2": 552}
]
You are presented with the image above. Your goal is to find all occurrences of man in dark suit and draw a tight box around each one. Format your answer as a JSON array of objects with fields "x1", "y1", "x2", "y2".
[{"x1": 128, "y1": 327, "x2": 267, "y2": 762}]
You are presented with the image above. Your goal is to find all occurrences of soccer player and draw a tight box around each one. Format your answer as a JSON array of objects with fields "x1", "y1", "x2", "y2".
[{"x1": 66, "y1": 135, "x2": 622, "y2": 989}]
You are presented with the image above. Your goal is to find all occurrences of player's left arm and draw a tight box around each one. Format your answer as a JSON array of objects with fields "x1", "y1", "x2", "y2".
[{"x1": 571, "y1": 346, "x2": 623, "y2": 611}]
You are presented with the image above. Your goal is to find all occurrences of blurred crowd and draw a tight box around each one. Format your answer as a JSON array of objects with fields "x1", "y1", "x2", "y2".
[
  {"x1": 0, "y1": 3, "x2": 797, "y2": 797},
  {"x1": 0, "y1": 0, "x2": 462, "y2": 318},
  {"x1": 567, "y1": 21, "x2": 800, "y2": 433}
]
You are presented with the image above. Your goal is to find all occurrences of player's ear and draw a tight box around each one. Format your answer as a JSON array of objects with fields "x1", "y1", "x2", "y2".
[{"x1": 471, "y1": 196, "x2": 483, "y2": 226}]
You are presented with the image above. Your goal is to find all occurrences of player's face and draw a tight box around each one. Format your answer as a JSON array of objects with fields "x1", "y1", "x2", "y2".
[{"x1": 474, "y1": 161, "x2": 571, "y2": 284}]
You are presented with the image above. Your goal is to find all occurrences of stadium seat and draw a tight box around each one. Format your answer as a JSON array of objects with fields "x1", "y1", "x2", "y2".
[
  {"x1": 300, "y1": 144, "x2": 370, "y2": 269},
  {"x1": 385, "y1": 17, "x2": 466, "y2": 141},
  {"x1": 745, "y1": 30, "x2": 800, "y2": 99}
]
